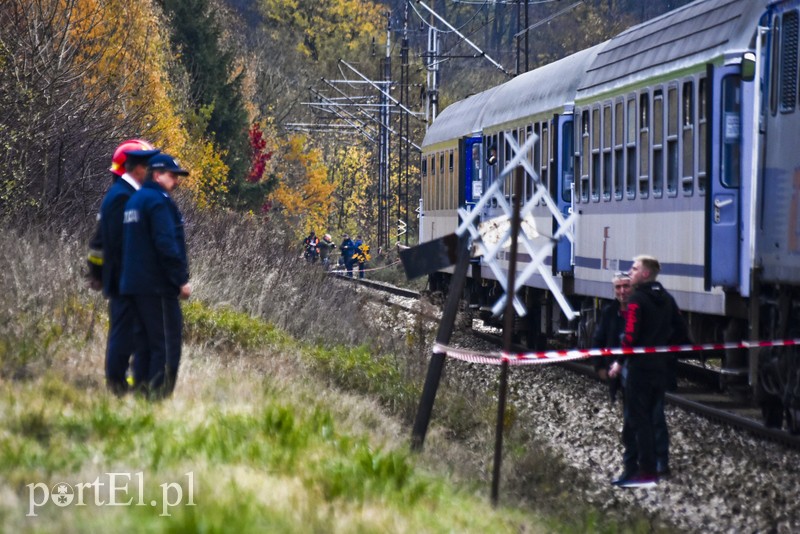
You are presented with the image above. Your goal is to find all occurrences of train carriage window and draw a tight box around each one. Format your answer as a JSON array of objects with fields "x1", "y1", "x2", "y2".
[
  {"x1": 682, "y1": 81, "x2": 695, "y2": 195},
  {"x1": 667, "y1": 86, "x2": 679, "y2": 197},
  {"x1": 770, "y1": 16, "x2": 781, "y2": 116},
  {"x1": 563, "y1": 120, "x2": 575, "y2": 203},
  {"x1": 506, "y1": 131, "x2": 516, "y2": 200},
  {"x1": 449, "y1": 149, "x2": 455, "y2": 209},
  {"x1": 429, "y1": 155, "x2": 435, "y2": 210},
  {"x1": 580, "y1": 110, "x2": 590, "y2": 202},
  {"x1": 614, "y1": 101, "x2": 624, "y2": 200},
  {"x1": 639, "y1": 93, "x2": 650, "y2": 199},
  {"x1": 626, "y1": 97, "x2": 636, "y2": 199},
  {"x1": 541, "y1": 123, "x2": 549, "y2": 201},
  {"x1": 439, "y1": 153, "x2": 445, "y2": 210},
  {"x1": 698, "y1": 78, "x2": 708, "y2": 193},
  {"x1": 781, "y1": 10, "x2": 798, "y2": 113},
  {"x1": 602, "y1": 104, "x2": 612, "y2": 201},
  {"x1": 652, "y1": 90, "x2": 664, "y2": 198},
  {"x1": 524, "y1": 125, "x2": 533, "y2": 202},
  {"x1": 592, "y1": 107, "x2": 600, "y2": 201},
  {"x1": 721, "y1": 76, "x2": 742, "y2": 187}
]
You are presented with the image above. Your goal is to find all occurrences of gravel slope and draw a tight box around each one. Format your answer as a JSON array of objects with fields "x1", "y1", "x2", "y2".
[{"x1": 447, "y1": 330, "x2": 800, "y2": 533}]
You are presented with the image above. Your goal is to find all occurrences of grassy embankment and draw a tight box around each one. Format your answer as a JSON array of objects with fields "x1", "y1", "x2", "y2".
[{"x1": 0, "y1": 218, "x2": 660, "y2": 532}]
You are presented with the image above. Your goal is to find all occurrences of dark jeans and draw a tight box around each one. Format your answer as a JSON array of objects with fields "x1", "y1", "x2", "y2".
[{"x1": 622, "y1": 366, "x2": 668, "y2": 475}]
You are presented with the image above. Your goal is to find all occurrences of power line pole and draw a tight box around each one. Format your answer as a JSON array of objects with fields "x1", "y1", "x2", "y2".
[{"x1": 379, "y1": 11, "x2": 392, "y2": 249}]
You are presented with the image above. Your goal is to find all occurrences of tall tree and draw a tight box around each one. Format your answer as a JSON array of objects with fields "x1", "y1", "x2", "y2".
[{"x1": 162, "y1": 0, "x2": 250, "y2": 194}]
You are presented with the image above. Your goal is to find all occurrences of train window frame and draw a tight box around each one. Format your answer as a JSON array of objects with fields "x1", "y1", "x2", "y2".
[
  {"x1": 721, "y1": 75, "x2": 742, "y2": 188},
  {"x1": 540, "y1": 122, "x2": 550, "y2": 203},
  {"x1": 591, "y1": 106, "x2": 601, "y2": 202},
  {"x1": 449, "y1": 149, "x2": 455, "y2": 209},
  {"x1": 781, "y1": 9, "x2": 798, "y2": 114},
  {"x1": 439, "y1": 153, "x2": 445, "y2": 210},
  {"x1": 666, "y1": 85, "x2": 679, "y2": 197},
  {"x1": 602, "y1": 103, "x2": 612, "y2": 201},
  {"x1": 626, "y1": 97, "x2": 637, "y2": 199},
  {"x1": 614, "y1": 99, "x2": 624, "y2": 201},
  {"x1": 562, "y1": 119, "x2": 575, "y2": 204},
  {"x1": 639, "y1": 91, "x2": 650, "y2": 199},
  {"x1": 770, "y1": 14, "x2": 781, "y2": 116},
  {"x1": 527, "y1": 124, "x2": 538, "y2": 203},
  {"x1": 698, "y1": 78, "x2": 708, "y2": 194},
  {"x1": 580, "y1": 109, "x2": 590, "y2": 203},
  {"x1": 681, "y1": 80, "x2": 695, "y2": 196},
  {"x1": 652, "y1": 89, "x2": 664, "y2": 199}
]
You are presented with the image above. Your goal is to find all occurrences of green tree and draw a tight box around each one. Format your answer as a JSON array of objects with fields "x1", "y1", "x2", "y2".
[{"x1": 162, "y1": 0, "x2": 250, "y2": 196}]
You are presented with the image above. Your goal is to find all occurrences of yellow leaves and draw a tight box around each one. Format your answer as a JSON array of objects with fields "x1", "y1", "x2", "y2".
[
  {"x1": 180, "y1": 139, "x2": 229, "y2": 209},
  {"x1": 260, "y1": 0, "x2": 384, "y2": 63},
  {"x1": 270, "y1": 134, "x2": 335, "y2": 238}
]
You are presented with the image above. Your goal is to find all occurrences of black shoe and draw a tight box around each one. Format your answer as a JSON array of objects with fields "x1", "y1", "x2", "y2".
[{"x1": 657, "y1": 466, "x2": 671, "y2": 478}]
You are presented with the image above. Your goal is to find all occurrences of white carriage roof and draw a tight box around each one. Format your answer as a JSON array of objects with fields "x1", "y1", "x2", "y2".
[
  {"x1": 421, "y1": 86, "x2": 500, "y2": 148},
  {"x1": 480, "y1": 44, "x2": 605, "y2": 130},
  {"x1": 578, "y1": 0, "x2": 770, "y2": 98}
]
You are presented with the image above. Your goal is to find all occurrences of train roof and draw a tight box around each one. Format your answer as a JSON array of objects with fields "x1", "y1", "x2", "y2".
[
  {"x1": 578, "y1": 0, "x2": 769, "y2": 99},
  {"x1": 421, "y1": 85, "x2": 501, "y2": 149},
  {"x1": 480, "y1": 44, "x2": 605, "y2": 131}
]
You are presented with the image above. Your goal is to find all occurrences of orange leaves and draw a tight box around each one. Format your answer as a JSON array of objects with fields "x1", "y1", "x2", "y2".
[{"x1": 270, "y1": 134, "x2": 335, "y2": 238}]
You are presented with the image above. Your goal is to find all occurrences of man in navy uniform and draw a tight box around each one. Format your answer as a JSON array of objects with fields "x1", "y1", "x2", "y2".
[
  {"x1": 90, "y1": 140, "x2": 160, "y2": 395},
  {"x1": 120, "y1": 153, "x2": 191, "y2": 399}
]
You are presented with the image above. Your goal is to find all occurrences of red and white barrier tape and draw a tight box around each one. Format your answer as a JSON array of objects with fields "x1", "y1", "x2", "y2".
[{"x1": 433, "y1": 338, "x2": 800, "y2": 367}]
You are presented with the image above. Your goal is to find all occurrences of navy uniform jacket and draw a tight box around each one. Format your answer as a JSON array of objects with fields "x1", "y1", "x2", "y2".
[
  {"x1": 120, "y1": 181, "x2": 188, "y2": 297},
  {"x1": 98, "y1": 176, "x2": 138, "y2": 297}
]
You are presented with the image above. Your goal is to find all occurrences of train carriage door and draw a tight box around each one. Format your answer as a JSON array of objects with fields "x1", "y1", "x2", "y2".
[
  {"x1": 706, "y1": 64, "x2": 744, "y2": 289},
  {"x1": 556, "y1": 113, "x2": 574, "y2": 273},
  {"x1": 463, "y1": 136, "x2": 482, "y2": 207}
]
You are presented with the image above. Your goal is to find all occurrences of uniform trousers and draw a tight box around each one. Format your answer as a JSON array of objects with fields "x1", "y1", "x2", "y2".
[
  {"x1": 129, "y1": 295, "x2": 183, "y2": 398},
  {"x1": 106, "y1": 297, "x2": 145, "y2": 394}
]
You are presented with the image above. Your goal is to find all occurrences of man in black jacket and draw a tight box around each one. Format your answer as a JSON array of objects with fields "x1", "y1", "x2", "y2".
[{"x1": 609, "y1": 255, "x2": 689, "y2": 488}]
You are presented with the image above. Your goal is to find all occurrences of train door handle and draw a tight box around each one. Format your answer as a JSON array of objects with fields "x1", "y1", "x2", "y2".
[{"x1": 714, "y1": 197, "x2": 733, "y2": 223}]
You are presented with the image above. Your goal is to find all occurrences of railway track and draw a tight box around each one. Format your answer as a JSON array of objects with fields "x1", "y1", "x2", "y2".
[
  {"x1": 472, "y1": 329, "x2": 800, "y2": 450},
  {"x1": 345, "y1": 275, "x2": 800, "y2": 449}
]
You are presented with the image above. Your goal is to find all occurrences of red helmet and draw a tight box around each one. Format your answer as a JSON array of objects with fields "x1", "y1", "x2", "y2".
[{"x1": 109, "y1": 139, "x2": 155, "y2": 176}]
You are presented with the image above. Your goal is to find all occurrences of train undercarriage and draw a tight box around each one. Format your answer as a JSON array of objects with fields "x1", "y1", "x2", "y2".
[{"x1": 427, "y1": 270, "x2": 800, "y2": 433}]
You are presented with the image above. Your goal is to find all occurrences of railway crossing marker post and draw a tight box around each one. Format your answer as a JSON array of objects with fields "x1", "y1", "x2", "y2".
[
  {"x1": 402, "y1": 132, "x2": 579, "y2": 504},
  {"x1": 409, "y1": 234, "x2": 471, "y2": 451},
  {"x1": 492, "y1": 168, "x2": 524, "y2": 506}
]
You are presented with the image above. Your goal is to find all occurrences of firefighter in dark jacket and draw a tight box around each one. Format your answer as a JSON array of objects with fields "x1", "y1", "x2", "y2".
[
  {"x1": 120, "y1": 153, "x2": 191, "y2": 399},
  {"x1": 609, "y1": 255, "x2": 689, "y2": 487},
  {"x1": 89, "y1": 139, "x2": 160, "y2": 395}
]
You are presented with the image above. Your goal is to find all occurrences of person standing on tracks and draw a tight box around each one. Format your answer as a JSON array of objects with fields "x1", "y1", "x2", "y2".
[
  {"x1": 317, "y1": 233, "x2": 336, "y2": 270},
  {"x1": 352, "y1": 235, "x2": 370, "y2": 279},
  {"x1": 339, "y1": 233, "x2": 356, "y2": 278},
  {"x1": 303, "y1": 231, "x2": 319, "y2": 263},
  {"x1": 609, "y1": 255, "x2": 689, "y2": 488},
  {"x1": 120, "y1": 153, "x2": 191, "y2": 399},
  {"x1": 87, "y1": 139, "x2": 160, "y2": 395},
  {"x1": 594, "y1": 271, "x2": 671, "y2": 485}
]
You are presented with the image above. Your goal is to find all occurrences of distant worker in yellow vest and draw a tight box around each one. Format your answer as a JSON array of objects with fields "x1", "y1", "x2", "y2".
[{"x1": 352, "y1": 235, "x2": 371, "y2": 279}]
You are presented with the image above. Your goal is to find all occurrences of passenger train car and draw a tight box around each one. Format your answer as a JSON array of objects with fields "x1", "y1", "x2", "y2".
[{"x1": 419, "y1": 0, "x2": 800, "y2": 429}]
